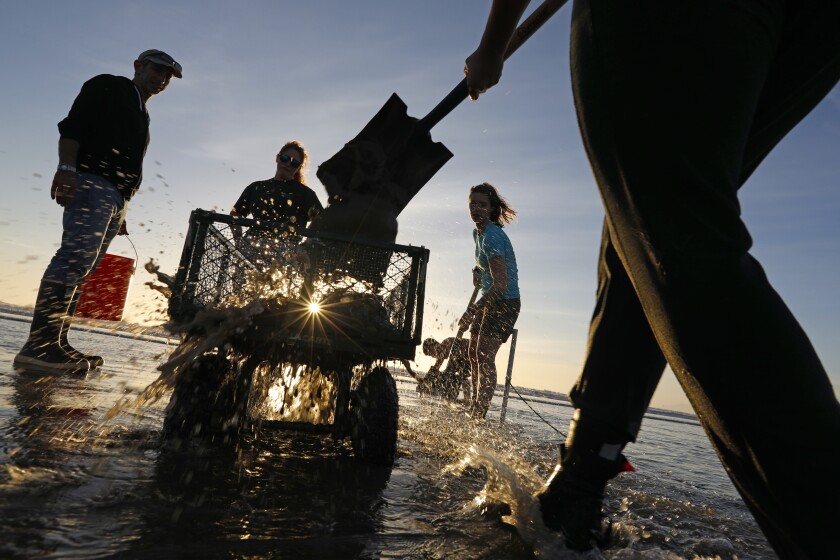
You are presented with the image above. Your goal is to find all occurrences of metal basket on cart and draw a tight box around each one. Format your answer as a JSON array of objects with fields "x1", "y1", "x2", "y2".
[
  {"x1": 169, "y1": 209, "x2": 429, "y2": 362},
  {"x1": 164, "y1": 210, "x2": 429, "y2": 465}
]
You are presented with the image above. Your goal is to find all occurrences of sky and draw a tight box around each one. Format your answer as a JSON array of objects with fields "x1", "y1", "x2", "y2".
[{"x1": 1, "y1": 1, "x2": 838, "y2": 414}]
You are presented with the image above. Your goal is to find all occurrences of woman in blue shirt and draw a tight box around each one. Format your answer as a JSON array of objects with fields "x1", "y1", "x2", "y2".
[{"x1": 459, "y1": 183, "x2": 521, "y2": 418}]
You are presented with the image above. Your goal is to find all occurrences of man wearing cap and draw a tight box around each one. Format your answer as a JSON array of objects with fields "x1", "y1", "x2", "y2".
[{"x1": 14, "y1": 49, "x2": 182, "y2": 371}]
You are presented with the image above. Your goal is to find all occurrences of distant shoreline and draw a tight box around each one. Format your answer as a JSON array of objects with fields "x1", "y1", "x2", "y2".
[
  {"x1": 0, "y1": 303, "x2": 696, "y2": 421},
  {"x1": 1, "y1": 302, "x2": 176, "y2": 345}
]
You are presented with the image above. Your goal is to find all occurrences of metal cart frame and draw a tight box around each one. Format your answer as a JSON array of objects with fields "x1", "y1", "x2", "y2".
[{"x1": 163, "y1": 209, "x2": 429, "y2": 465}]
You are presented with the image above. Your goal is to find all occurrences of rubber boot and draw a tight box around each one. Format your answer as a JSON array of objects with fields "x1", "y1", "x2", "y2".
[
  {"x1": 60, "y1": 286, "x2": 104, "y2": 368},
  {"x1": 470, "y1": 397, "x2": 490, "y2": 419},
  {"x1": 536, "y1": 410, "x2": 632, "y2": 551},
  {"x1": 470, "y1": 365, "x2": 496, "y2": 419},
  {"x1": 14, "y1": 280, "x2": 90, "y2": 372}
]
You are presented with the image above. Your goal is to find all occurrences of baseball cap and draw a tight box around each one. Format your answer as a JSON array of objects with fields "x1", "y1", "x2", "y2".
[{"x1": 137, "y1": 49, "x2": 182, "y2": 78}]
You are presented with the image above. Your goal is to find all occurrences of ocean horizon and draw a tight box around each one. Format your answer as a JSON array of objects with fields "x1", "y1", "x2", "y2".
[{"x1": 0, "y1": 303, "x2": 698, "y2": 426}]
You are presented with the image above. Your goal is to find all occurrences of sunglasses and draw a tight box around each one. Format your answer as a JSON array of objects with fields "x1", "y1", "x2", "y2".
[{"x1": 278, "y1": 153, "x2": 302, "y2": 168}]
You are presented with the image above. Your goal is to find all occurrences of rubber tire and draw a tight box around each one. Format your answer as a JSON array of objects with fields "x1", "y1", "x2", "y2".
[
  {"x1": 350, "y1": 366, "x2": 399, "y2": 466},
  {"x1": 162, "y1": 353, "x2": 250, "y2": 444}
]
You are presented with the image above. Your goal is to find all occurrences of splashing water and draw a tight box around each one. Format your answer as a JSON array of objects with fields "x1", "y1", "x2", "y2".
[
  {"x1": 1, "y1": 312, "x2": 778, "y2": 558},
  {"x1": 448, "y1": 445, "x2": 596, "y2": 559},
  {"x1": 250, "y1": 362, "x2": 338, "y2": 424},
  {"x1": 105, "y1": 300, "x2": 266, "y2": 420},
  {"x1": 110, "y1": 249, "x2": 402, "y2": 430}
]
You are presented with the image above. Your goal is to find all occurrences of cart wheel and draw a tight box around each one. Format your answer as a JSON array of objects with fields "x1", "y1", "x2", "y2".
[
  {"x1": 350, "y1": 366, "x2": 398, "y2": 466},
  {"x1": 162, "y1": 352, "x2": 251, "y2": 445}
]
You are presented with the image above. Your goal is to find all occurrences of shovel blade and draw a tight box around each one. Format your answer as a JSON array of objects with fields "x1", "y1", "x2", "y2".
[{"x1": 317, "y1": 93, "x2": 453, "y2": 215}]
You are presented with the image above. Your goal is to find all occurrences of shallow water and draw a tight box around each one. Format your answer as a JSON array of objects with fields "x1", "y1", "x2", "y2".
[{"x1": 0, "y1": 314, "x2": 775, "y2": 559}]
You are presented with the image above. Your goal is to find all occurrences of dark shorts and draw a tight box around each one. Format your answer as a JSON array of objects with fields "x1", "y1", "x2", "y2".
[{"x1": 470, "y1": 298, "x2": 521, "y2": 343}]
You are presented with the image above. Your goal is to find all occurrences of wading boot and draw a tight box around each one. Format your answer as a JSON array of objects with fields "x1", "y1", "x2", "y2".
[
  {"x1": 536, "y1": 413, "x2": 633, "y2": 551},
  {"x1": 14, "y1": 280, "x2": 90, "y2": 372},
  {"x1": 470, "y1": 399, "x2": 490, "y2": 419},
  {"x1": 60, "y1": 286, "x2": 104, "y2": 368}
]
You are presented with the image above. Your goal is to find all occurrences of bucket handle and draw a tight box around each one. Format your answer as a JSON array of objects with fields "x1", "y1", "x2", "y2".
[
  {"x1": 111, "y1": 234, "x2": 139, "y2": 274},
  {"x1": 125, "y1": 235, "x2": 139, "y2": 273}
]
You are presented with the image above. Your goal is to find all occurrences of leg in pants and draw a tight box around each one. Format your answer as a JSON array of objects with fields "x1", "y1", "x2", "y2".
[
  {"x1": 565, "y1": 0, "x2": 840, "y2": 556},
  {"x1": 43, "y1": 173, "x2": 126, "y2": 287},
  {"x1": 19, "y1": 174, "x2": 125, "y2": 368}
]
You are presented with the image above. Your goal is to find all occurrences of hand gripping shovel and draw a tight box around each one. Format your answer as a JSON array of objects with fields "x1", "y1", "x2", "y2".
[{"x1": 311, "y1": 0, "x2": 568, "y2": 243}]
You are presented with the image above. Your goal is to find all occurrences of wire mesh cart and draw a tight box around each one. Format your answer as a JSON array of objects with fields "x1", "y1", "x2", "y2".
[{"x1": 163, "y1": 209, "x2": 429, "y2": 465}]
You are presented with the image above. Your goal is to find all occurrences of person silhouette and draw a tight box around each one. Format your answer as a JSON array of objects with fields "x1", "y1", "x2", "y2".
[{"x1": 465, "y1": 0, "x2": 840, "y2": 555}]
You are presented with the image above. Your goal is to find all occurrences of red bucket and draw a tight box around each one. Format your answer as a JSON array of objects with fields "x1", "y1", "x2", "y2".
[{"x1": 75, "y1": 253, "x2": 136, "y2": 321}]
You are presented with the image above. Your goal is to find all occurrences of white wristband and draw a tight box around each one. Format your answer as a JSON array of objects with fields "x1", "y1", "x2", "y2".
[{"x1": 57, "y1": 163, "x2": 76, "y2": 173}]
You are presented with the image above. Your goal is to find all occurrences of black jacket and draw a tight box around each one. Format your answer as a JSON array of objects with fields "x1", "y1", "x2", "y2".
[{"x1": 58, "y1": 74, "x2": 150, "y2": 199}]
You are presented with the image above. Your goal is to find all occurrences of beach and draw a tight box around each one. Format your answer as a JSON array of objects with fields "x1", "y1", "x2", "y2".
[{"x1": 0, "y1": 312, "x2": 775, "y2": 559}]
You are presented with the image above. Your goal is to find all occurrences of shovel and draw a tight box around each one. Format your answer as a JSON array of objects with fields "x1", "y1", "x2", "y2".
[{"x1": 311, "y1": 0, "x2": 568, "y2": 243}]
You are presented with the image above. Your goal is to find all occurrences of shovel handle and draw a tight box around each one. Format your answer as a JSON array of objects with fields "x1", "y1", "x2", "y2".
[
  {"x1": 453, "y1": 284, "x2": 481, "y2": 340},
  {"x1": 420, "y1": 0, "x2": 568, "y2": 131}
]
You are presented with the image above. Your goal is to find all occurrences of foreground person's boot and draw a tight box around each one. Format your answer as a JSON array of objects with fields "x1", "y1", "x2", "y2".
[
  {"x1": 59, "y1": 286, "x2": 104, "y2": 368},
  {"x1": 536, "y1": 413, "x2": 633, "y2": 551},
  {"x1": 14, "y1": 280, "x2": 90, "y2": 372}
]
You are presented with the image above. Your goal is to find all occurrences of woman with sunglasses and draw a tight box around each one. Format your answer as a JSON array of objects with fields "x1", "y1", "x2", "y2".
[
  {"x1": 230, "y1": 141, "x2": 323, "y2": 269},
  {"x1": 459, "y1": 183, "x2": 521, "y2": 419}
]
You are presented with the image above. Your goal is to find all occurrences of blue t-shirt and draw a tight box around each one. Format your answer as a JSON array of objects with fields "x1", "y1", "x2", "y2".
[{"x1": 473, "y1": 222, "x2": 520, "y2": 300}]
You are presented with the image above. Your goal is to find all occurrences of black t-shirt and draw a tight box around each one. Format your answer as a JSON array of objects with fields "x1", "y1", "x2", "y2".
[
  {"x1": 232, "y1": 179, "x2": 323, "y2": 232},
  {"x1": 58, "y1": 74, "x2": 150, "y2": 199}
]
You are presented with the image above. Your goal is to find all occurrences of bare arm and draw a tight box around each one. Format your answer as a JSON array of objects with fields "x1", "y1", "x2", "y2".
[
  {"x1": 229, "y1": 207, "x2": 243, "y2": 242},
  {"x1": 459, "y1": 256, "x2": 508, "y2": 329},
  {"x1": 464, "y1": 0, "x2": 531, "y2": 100},
  {"x1": 58, "y1": 137, "x2": 79, "y2": 166},
  {"x1": 479, "y1": 255, "x2": 508, "y2": 307},
  {"x1": 52, "y1": 138, "x2": 80, "y2": 207}
]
